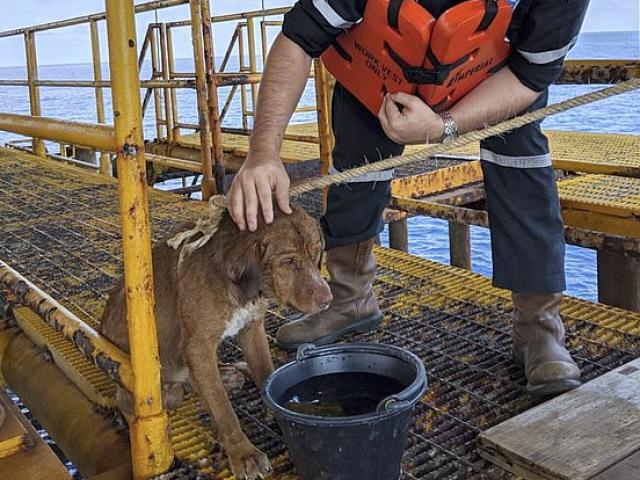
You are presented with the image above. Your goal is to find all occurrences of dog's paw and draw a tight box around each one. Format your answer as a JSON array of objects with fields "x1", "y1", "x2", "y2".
[{"x1": 228, "y1": 443, "x2": 271, "y2": 480}]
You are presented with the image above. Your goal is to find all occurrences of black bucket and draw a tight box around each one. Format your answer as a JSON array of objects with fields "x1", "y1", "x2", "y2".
[{"x1": 263, "y1": 343, "x2": 428, "y2": 480}]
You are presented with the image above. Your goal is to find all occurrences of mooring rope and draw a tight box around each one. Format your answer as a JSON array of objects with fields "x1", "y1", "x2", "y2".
[
  {"x1": 174, "y1": 79, "x2": 640, "y2": 253},
  {"x1": 289, "y1": 78, "x2": 640, "y2": 197}
]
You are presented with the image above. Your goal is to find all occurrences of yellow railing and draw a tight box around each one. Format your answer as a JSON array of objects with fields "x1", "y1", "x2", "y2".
[{"x1": 0, "y1": 1, "x2": 177, "y2": 477}]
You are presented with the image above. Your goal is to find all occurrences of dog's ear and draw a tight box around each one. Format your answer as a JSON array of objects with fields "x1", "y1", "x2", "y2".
[{"x1": 225, "y1": 241, "x2": 262, "y2": 303}]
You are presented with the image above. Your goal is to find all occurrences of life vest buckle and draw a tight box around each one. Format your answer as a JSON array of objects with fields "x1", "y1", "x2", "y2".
[{"x1": 402, "y1": 65, "x2": 451, "y2": 85}]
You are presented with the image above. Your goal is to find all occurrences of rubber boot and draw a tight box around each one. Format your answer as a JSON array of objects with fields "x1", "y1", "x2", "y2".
[
  {"x1": 276, "y1": 239, "x2": 382, "y2": 349},
  {"x1": 512, "y1": 292, "x2": 582, "y2": 397}
]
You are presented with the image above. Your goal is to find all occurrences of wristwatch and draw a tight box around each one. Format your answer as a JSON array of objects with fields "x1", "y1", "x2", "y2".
[{"x1": 439, "y1": 111, "x2": 459, "y2": 144}]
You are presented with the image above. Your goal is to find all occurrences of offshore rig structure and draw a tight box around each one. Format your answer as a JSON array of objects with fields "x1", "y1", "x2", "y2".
[{"x1": 0, "y1": 1, "x2": 639, "y2": 479}]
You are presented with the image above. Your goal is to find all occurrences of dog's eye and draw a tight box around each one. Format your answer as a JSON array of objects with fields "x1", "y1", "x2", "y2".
[{"x1": 283, "y1": 258, "x2": 297, "y2": 267}]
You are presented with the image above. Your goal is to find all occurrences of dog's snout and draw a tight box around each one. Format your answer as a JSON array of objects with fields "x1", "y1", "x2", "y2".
[{"x1": 315, "y1": 285, "x2": 333, "y2": 310}]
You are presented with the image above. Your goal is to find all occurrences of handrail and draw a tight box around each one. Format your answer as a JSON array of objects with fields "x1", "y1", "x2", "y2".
[
  {"x1": 0, "y1": 113, "x2": 116, "y2": 151},
  {"x1": 0, "y1": 0, "x2": 189, "y2": 38},
  {"x1": 167, "y1": 6, "x2": 290, "y2": 28}
]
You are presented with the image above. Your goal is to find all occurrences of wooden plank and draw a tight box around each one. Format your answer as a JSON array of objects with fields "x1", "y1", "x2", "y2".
[
  {"x1": 478, "y1": 358, "x2": 640, "y2": 480},
  {"x1": 592, "y1": 450, "x2": 640, "y2": 480}
]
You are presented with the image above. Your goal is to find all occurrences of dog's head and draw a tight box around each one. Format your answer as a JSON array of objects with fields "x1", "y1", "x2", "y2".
[{"x1": 223, "y1": 205, "x2": 332, "y2": 314}]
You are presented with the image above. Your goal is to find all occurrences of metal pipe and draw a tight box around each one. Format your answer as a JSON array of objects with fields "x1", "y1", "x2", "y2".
[
  {"x1": 24, "y1": 30, "x2": 46, "y2": 157},
  {"x1": 221, "y1": 126, "x2": 318, "y2": 143},
  {"x1": 159, "y1": 24, "x2": 174, "y2": 143},
  {"x1": 220, "y1": 85, "x2": 238, "y2": 122},
  {"x1": 0, "y1": 260, "x2": 133, "y2": 389},
  {"x1": 0, "y1": 0, "x2": 190, "y2": 38},
  {"x1": 200, "y1": 0, "x2": 225, "y2": 193},
  {"x1": 146, "y1": 152, "x2": 202, "y2": 172},
  {"x1": 8, "y1": 143, "x2": 100, "y2": 170},
  {"x1": 166, "y1": 26, "x2": 181, "y2": 141},
  {"x1": 260, "y1": 21, "x2": 269, "y2": 66},
  {"x1": 105, "y1": 0, "x2": 173, "y2": 476},
  {"x1": 167, "y1": 6, "x2": 291, "y2": 27},
  {"x1": 220, "y1": 27, "x2": 239, "y2": 72},
  {"x1": 238, "y1": 25, "x2": 249, "y2": 130},
  {"x1": 246, "y1": 16, "x2": 259, "y2": 113},
  {"x1": 448, "y1": 222, "x2": 472, "y2": 269},
  {"x1": 0, "y1": 113, "x2": 116, "y2": 150},
  {"x1": 90, "y1": 20, "x2": 111, "y2": 176},
  {"x1": 138, "y1": 26, "x2": 153, "y2": 71},
  {"x1": 2, "y1": 332, "x2": 132, "y2": 478},
  {"x1": 313, "y1": 59, "x2": 333, "y2": 210},
  {"x1": 189, "y1": 0, "x2": 215, "y2": 199},
  {"x1": 150, "y1": 28, "x2": 164, "y2": 140},
  {"x1": 0, "y1": 79, "x2": 196, "y2": 88}
]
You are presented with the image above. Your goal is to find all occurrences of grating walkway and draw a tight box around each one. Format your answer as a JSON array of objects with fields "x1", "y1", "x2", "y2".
[{"x1": 2, "y1": 147, "x2": 640, "y2": 479}]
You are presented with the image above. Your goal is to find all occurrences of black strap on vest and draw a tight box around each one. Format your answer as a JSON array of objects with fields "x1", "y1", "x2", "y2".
[
  {"x1": 387, "y1": 44, "x2": 469, "y2": 85},
  {"x1": 477, "y1": 0, "x2": 499, "y2": 31},
  {"x1": 387, "y1": 0, "x2": 403, "y2": 29},
  {"x1": 331, "y1": 40, "x2": 353, "y2": 62}
]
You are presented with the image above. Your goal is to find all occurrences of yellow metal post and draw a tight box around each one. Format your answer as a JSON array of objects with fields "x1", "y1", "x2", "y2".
[
  {"x1": 166, "y1": 26, "x2": 181, "y2": 141},
  {"x1": 314, "y1": 59, "x2": 333, "y2": 211},
  {"x1": 200, "y1": 0, "x2": 225, "y2": 193},
  {"x1": 149, "y1": 27, "x2": 164, "y2": 140},
  {"x1": 159, "y1": 23, "x2": 174, "y2": 143},
  {"x1": 238, "y1": 25, "x2": 249, "y2": 130},
  {"x1": 246, "y1": 16, "x2": 259, "y2": 114},
  {"x1": 189, "y1": 0, "x2": 215, "y2": 199},
  {"x1": 105, "y1": 1, "x2": 173, "y2": 478},
  {"x1": 24, "y1": 30, "x2": 46, "y2": 157},
  {"x1": 90, "y1": 19, "x2": 112, "y2": 176}
]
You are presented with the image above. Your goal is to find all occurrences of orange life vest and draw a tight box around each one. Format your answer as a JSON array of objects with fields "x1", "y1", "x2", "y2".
[{"x1": 321, "y1": 0, "x2": 513, "y2": 115}]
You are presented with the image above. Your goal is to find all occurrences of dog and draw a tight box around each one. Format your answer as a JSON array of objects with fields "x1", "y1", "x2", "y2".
[{"x1": 100, "y1": 203, "x2": 332, "y2": 479}]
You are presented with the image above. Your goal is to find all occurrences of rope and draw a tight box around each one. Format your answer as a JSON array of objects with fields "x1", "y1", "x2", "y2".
[{"x1": 289, "y1": 78, "x2": 640, "y2": 197}]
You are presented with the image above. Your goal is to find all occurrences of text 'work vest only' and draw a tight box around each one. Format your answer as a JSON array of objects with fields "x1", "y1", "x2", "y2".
[{"x1": 321, "y1": 0, "x2": 513, "y2": 115}]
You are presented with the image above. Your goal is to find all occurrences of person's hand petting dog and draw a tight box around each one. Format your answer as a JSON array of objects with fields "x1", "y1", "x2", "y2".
[{"x1": 378, "y1": 92, "x2": 445, "y2": 145}]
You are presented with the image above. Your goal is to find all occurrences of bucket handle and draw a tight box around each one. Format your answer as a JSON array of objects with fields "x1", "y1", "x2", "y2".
[
  {"x1": 296, "y1": 343, "x2": 318, "y2": 362},
  {"x1": 376, "y1": 395, "x2": 413, "y2": 413}
]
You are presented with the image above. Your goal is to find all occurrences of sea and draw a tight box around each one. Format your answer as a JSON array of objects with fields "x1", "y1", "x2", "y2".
[{"x1": 0, "y1": 30, "x2": 638, "y2": 302}]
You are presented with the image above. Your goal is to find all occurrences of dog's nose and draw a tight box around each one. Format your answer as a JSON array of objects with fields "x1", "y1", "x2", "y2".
[{"x1": 316, "y1": 289, "x2": 333, "y2": 310}]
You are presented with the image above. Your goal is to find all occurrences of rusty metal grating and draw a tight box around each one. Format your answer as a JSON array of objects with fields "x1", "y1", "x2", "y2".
[{"x1": 1, "y1": 147, "x2": 640, "y2": 479}]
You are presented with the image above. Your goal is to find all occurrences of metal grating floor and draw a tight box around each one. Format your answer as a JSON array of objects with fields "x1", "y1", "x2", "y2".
[
  {"x1": 2, "y1": 147, "x2": 640, "y2": 479},
  {"x1": 558, "y1": 174, "x2": 640, "y2": 217}
]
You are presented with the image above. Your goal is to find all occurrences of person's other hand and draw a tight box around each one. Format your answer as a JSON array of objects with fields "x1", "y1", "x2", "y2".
[
  {"x1": 378, "y1": 92, "x2": 444, "y2": 144},
  {"x1": 228, "y1": 152, "x2": 292, "y2": 232}
]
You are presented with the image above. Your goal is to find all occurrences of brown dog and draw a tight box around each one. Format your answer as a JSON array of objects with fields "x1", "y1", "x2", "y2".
[{"x1": 100, "y1": 204, "x2": 332, "y2": 479}]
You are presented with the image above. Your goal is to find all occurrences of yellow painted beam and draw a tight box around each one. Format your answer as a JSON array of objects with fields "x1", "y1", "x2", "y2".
[
  {"x1": 105, "y1": 0, "x2": 173, "y2": 477},
  {"x1": 0, "y1": 113, "x2": 116, "y2": 151},
  {"x1": 562, "y1": 209, "x2": 640, "y2": 238},
  {"x1": 391, "y1": 161, "x2": 483, "y2": 198}
]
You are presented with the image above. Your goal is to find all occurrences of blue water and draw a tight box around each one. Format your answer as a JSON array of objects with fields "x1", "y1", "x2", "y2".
[{"x1": 0, "y1": 31, "x2": 638, "y2": 301}]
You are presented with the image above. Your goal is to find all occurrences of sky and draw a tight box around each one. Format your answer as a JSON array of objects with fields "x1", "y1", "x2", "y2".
[{"x1": 0, "y1": 0, "x2": 638, "y2": 67}]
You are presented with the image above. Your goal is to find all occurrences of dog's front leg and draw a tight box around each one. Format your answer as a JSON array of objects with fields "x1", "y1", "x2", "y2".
[
  {"x1": 238, "y1": 314, "x2": 274, "y2": 388},
  {"x1": 183, "y1": 337, "x2": 271, "y2": 480}
]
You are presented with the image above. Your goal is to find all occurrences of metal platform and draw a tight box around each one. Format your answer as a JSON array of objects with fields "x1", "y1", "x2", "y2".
[{"x1": 2, "y1": 146, "x2": 640, "y2": 479}]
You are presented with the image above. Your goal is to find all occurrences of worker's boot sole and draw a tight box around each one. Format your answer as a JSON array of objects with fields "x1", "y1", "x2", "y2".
[
  {"x1": 513, "y1": 350, "x2": 581, "y2": 397},
  {"x1": 526, "y1": 378, "x2": 581, "y2": 397},
  {"x1": 276, "y1": 313, "x2": 383, "y2": 350}
]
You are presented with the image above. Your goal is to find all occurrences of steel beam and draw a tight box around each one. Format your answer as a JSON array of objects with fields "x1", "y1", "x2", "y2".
[
  {"x1": 0, "y1": 113, "x2": 115, "y2": 151},
  {"x1": 105, "y1": 0, "x2": 173, "y2": 476}
]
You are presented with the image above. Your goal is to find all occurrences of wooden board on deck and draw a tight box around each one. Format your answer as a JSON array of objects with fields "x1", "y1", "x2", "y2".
[{"x1": 478, "y1": 358, "x2": 640, "y2": 480}]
